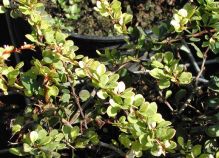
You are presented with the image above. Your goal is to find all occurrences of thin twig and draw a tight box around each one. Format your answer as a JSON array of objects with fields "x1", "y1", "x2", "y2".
[
  {"x1": 195, "y1": 78, "x2": 209, "y2": 84},
  {"x1": 164, "y1": 100, "x2": 174, "y2": 111},
  {"x1": 63, "y1": 140, "x2": 75, "y2": 150},
  {"x1": 181, "y1": 40, "x2": 202, "y2": 75},
  {"x1": 195, "y1": 47, "x2": 209, "y2": 85},
  {"x1": 179, "y1": 92, "x2": 194, "y2": 114},
  {"x1": 187, "y1": 28, "x2": 216, "y2": 38},
  {"x1": 69, "y1": 89, "x2": 96, "y2": 124},
  {"x1": 131, "y1": 70, "x2": 150, "y2": 75},
  {"x1": 187, "y1": 104, "x2": 202, "y2": 114},
  {"x1": 185, "y1": 59, "x2": 219, "y2": 67},
  {"x1": 99, "y1": 141, "x2": 125, "y2": 157},
  {"x1": 158, "y1": 29, "x2": 216, "y2": 45},
  {"x1": 158, "y1": 91, "x2": 174, "y2": 111},
  {"x1": 63, "y1": 63, "x2": 87, "y2": 129}
]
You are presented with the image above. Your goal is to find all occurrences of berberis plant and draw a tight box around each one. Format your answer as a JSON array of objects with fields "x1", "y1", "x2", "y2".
[{"x1": 0, "y1": 0, "x2": 218, "y2": 158}]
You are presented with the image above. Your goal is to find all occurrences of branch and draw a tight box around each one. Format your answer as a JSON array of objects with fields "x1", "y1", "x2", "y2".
[
  {"x1": 158, "y1": 29, "x2": 216, "y2": 45},
  {"x1": 63, "y1": 63, "x2": 87, "y2": 129},
  {"x1": 187, "y1": 28, "x2": 216, "y2": 38},
  {"x1": 69, "y1": 89, "x2": 96, "y2": 125},
  {"x1": 195, "y1": 47, "x2": 209, "y2": 86},
  {"x1": 99, "y1": 141, "x2": 126, "y2": 157},
  {"x1": 181, "y1": 40, "x2": 201, "y2": 75},
  {"x1": 178, "y1": 92, "x2": 194, "y2": 114}
]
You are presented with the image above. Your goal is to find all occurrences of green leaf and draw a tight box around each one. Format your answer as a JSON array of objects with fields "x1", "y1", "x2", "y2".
[
  {"x1": 8, "y1": 69, "x2": 19, "y2": 86},
  {"x1": 115, "y1": 81, "x2": 126, "y2": 93},
  {"x1": 75, "y1": 68, "x2": 86, "y2": 78},
  {"x1": 156, "y1": 128, "x2": 176, "y2": 140},
  {"x1": 128, "y1": 114, "x2": 138, "y2": 123},
  {"x1": 149, "y1": 68, "x2": 167, "y2": 80},
  {"x1": 62, "y1": 125, "x2": 71, "y2": 133},
  {"x1": 99, "y1": 74, "x2": 109, "y2": 87},
  {"x1": 165, "y1": 90, "x2": 172, "y2": 99},
  {"x1": 70, "y1": 126, "x2": 80, "y2": 140},
  {"x1": 139, "y1": 134, "x2": 147, "y2": 145},
  {"x1": 25, "y1": 34, "x2": 37, "y2": 42},
  {"x1": 60, "y1": 93, "x2": 70, "y2": 103},
  {"x1": 29, "y1": 131, "x2": 38, "y2": 144},
  {"x1": 139, "y1": 102, "x2": 157, "y2": 116},
  {"x1": 190, "y1": 43, "x2": 203, "y2": 58},
  {"x1": 119, "y1": 134, "x2": 132, "y2": 148},
  {"x1": 108, "y1": 74, "x2": 119, "y2": 83},
  {"x1": 178, "y1": 72, "x2": 193, "y2": 84},
  {"x1": 216, "y1": 151, "x2": 219, "y2": 158},
  {"x1": 3, "y1": 0, "x2": 10, "y2": 7},
  {"x1": 97, "y1": 89, "x2": 108, "y2": 99},
  {"x1": 151, "y1": 146, "x2": 163, "y2": 157},
  {"x1": 9, "y1": 147, "x2": 26, "y2": 156},
  {"x1": 23, "y1": 143, "x2": 32, "y2": 152},
  {"x1": 15, "y1": 62, "x2": 24, "y2": 70},
  {"x1": 133, "y1": 94, "x2": 145, "y2": 107},
  {"x1": 163, "y1": 52, "x2": 174, "y2": 65},
  {"x1": 165, "y1": 129, "x2": 176, "y2": 139},
  {"x1": 85, "y1": 130, "x2": 99, "y2": 144},
  {"x1": 191, "y1": 145, "x2": 202, "y2": 157},
  {"x1": 111, "y1": 0, "x2": 121, "y2": 13},
  {"x1": 123, "y1": 13, "x2": 133, "y2": 24},
  {"x1": 121, "y1": 90, "x2": 135, "y2": 98},
  {"x1": 37, "y1": 129, "x2": 48, "y2": 140},
  {"x1": 54, "y1": 133, "x2": 64, "y2": 142},
  {"x1": 123, "y1": 97, "x2": 133, "y2": 109},
  {"x1": 0, "y1": 6, "x2": 6, "y2": 13},
  {"x1": 79, "y1": 90, "x2": 90, "y2": 102},
  {"x1": 159, "y1": 79, "x2": 171, "y2": 89},
  {"x1": 157, "y1": 121, "x2": 172, "y2": 128},
  {"x1": 184, "y1": 3, "x2": 196, "y2": 18},
  {"x1": 205, "y1": 125, "x2": 219, "y2": 137},
  {"x1": 107, "y1": 105, "x2": 120, "y2": 117},
  {"x1": 114, "y1": 24, "x2": 123, "y2": 34},
  {"x1": 12, "y1": 124, "x2": 22, "y2": 134},
  {"x1": 131, "y1": 141, "x2": 142, "y2": 152},
  {"x1": 96, "y1": 64, "x2": 106, "y2": 76},
  {"x1": 167, "y1": 140, "x2": 177, "y2": 150},
  {"x1": 47, "y1": 85, "x2": 59, "y2": 97},
  {"x1": 151, "y1": 61, "x2": 164, "y2": 68},
  {"x1": 189, "y1": 37, "x2": 201, "y2": 42},
  {"x1": 177, "y1": 136, "x2": 184, "y2": 148},
  {"x1": 0, "y1": 78, "x2": 7, "y2": 94}
]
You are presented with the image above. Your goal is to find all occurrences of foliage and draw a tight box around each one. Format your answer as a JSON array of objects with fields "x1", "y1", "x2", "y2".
[
  {"x1": 51, "y1": 0, "x2": 81, "y2": 20},
  {"x1": 94, "y1": 0, "x2": 133, "y2": 34},
  {"x1": 149, "y1": 52, "x2": 193, "y2": 89},
  {"x1": 0, "y1": 0, "x2": 219, "y2": 157},
  {"x1": 177, "y1": 137, "x2": 218, "y2": 158},
  {"x1": 0, "y1": 0, "x2": 174, "y2": 157}
]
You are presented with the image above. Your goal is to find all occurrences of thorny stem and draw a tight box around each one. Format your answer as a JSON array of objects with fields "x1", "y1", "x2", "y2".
[{"x1": 195, "y1": 47, "x2": 209, "y2": 86}]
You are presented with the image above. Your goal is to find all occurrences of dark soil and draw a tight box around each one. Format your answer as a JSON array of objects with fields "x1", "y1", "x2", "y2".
[{"x1": 42, "y1": 0, "x2": 184, "y2": 36}]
